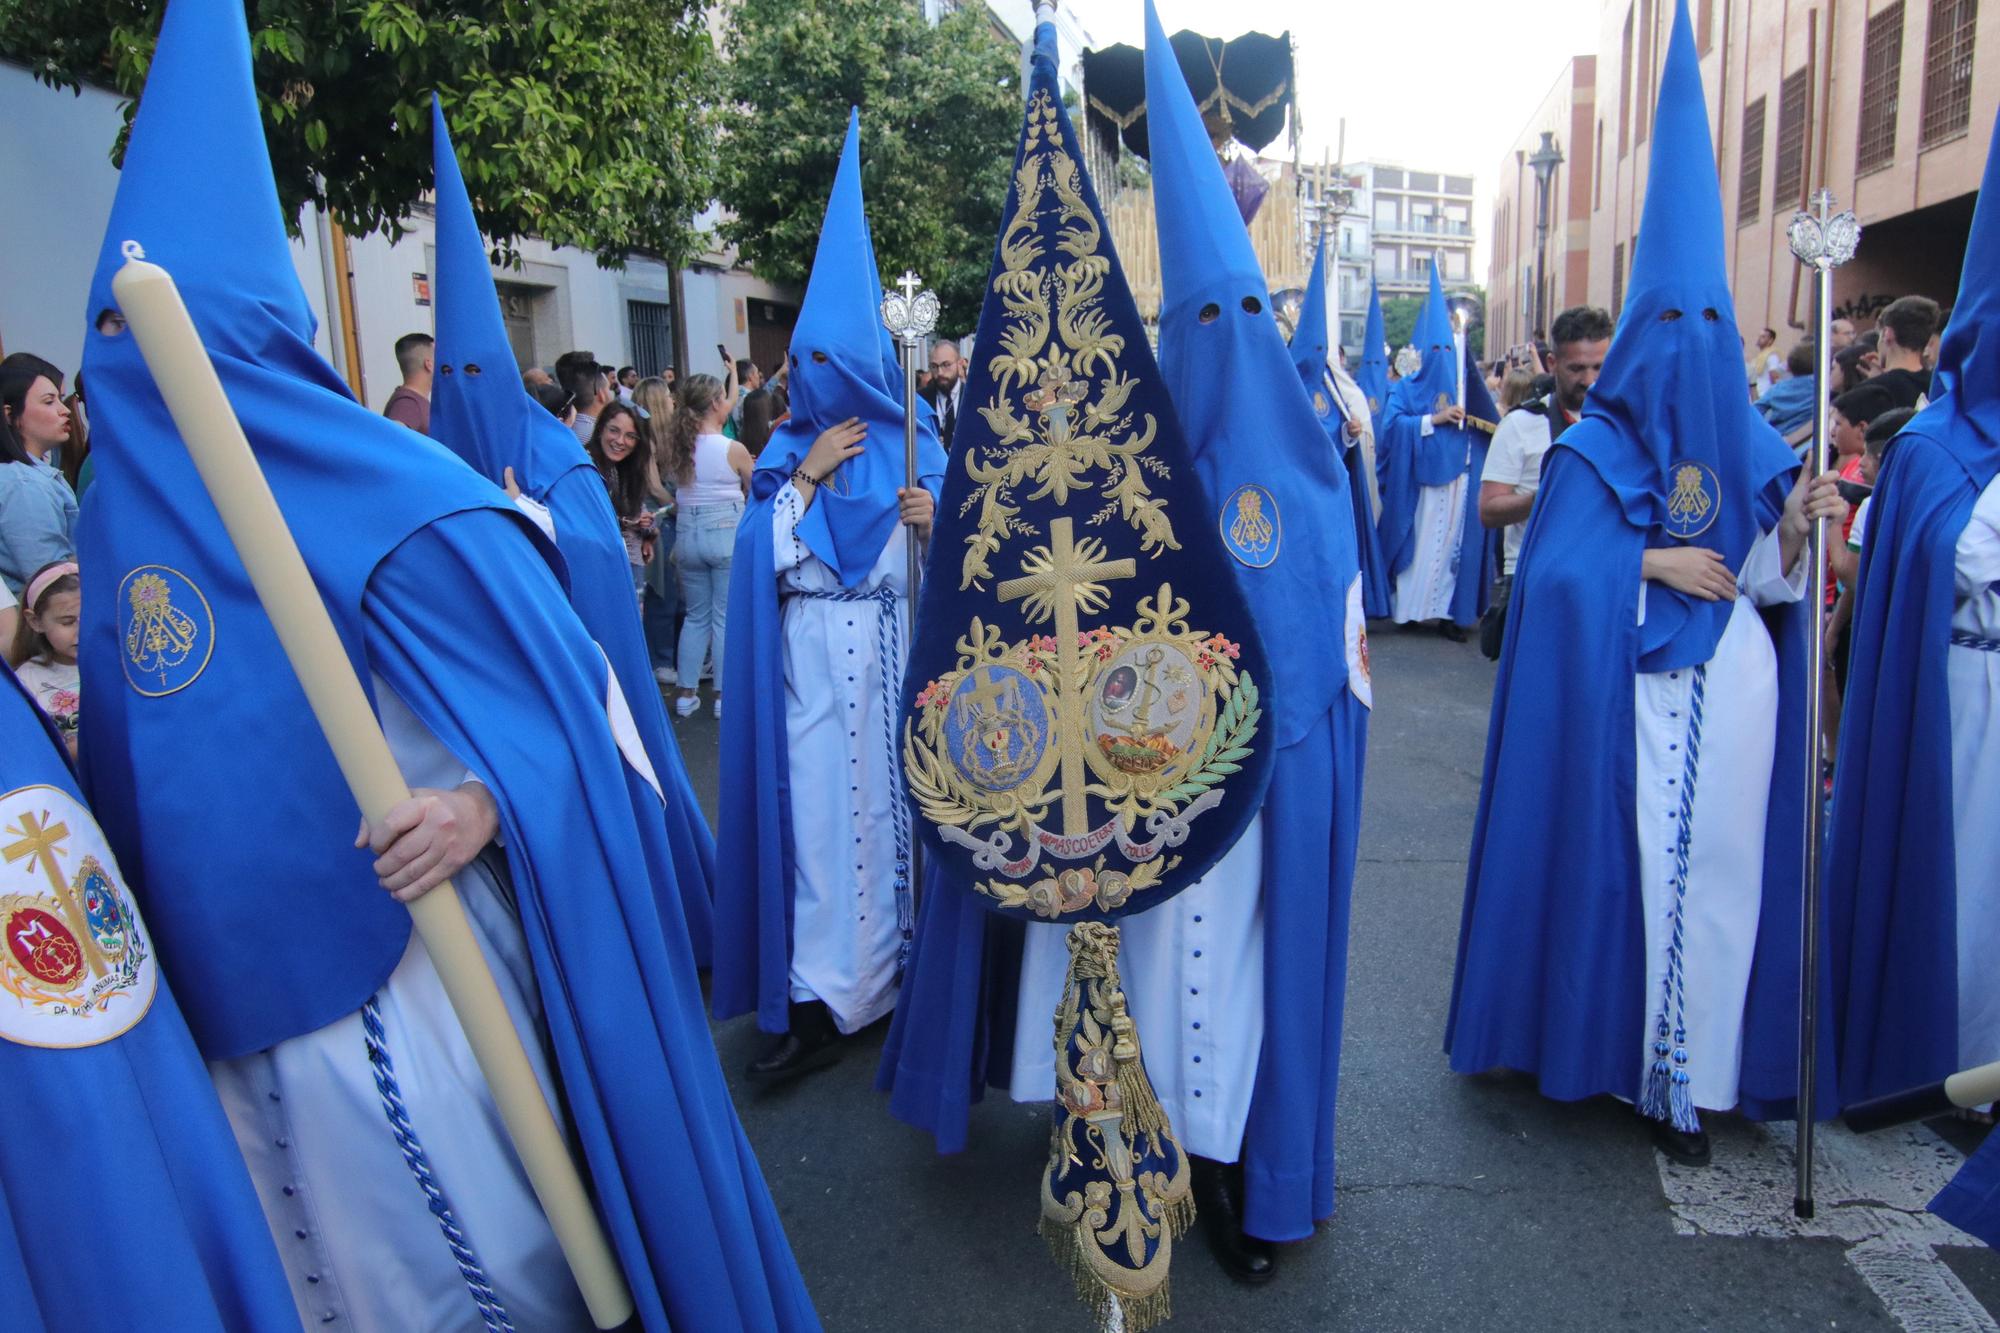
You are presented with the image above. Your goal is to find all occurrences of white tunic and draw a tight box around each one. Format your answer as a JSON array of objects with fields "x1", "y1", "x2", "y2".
[
  {"x1": 210, "y1": 682, "x2": 591, "y2": 1333},
  {"x1": 773, "y1": 483, "x2": 914, "y2": 1033},
  {"x1": 1008, "y1": 816, "x2": 1267, "y2": 1163},
  {"x1": 1391, "y1": 413, "x2": 1470, "y2": 623},
  {"x1": 1949, "y1": 476, "x2": 2000, "y2": 1069},
  {"x1": 1632, "y1": 527, "x2": 1804, "y2": 1113}
]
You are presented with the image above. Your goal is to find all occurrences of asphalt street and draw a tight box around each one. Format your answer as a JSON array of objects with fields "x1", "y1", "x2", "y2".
[{"x1": 672, "y1": 626, "x2": 2000, "y2": 1332}]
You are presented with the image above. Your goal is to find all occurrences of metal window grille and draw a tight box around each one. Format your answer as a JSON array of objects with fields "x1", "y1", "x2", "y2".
[
  {"x1": 1612, "y1": 242, "x2": 1626, "y2": 317},
  {"x1": 1737, "y1": 96, "x2": 1766, "y2": 225},
  {"x1": 1773, "y1": 68, "x2": 1810, "y2": 211},
  {"x1": 1858, "y1": 3, "x2": 1906, "y2": 174},
  {"x1": 626, "y1": 300, "x2": 673, "y2": 378},
  {"x1": 1921, "y1": 0, "x2": 1978, "y2": 147}
]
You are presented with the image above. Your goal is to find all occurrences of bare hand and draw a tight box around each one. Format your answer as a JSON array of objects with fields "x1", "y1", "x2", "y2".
[
  {"x1": 1783, "y1": 468, "x2": 1848, "y2": 542},
  {"x1": 501, "y1": 466, "x2": 522, "y2": 500},
  {"x1": 1345, "y1": 419, "x2": 1363, "y2": 440},
  {"x1": 1643, "y1": 545, "x2": 1737, "y2": 601},
  {"x1": 899, "y1": 486, "x2": 936, "y2": 540},
  {"x1": 1433, "y1": 404, "x2": 1466, "y2": 428},
  {"x1": 354, "y1": 783, "x2": 500, "y2": 904},
  {"x1": 801, "y1": 418, "x2": 867, "y2": 483}
]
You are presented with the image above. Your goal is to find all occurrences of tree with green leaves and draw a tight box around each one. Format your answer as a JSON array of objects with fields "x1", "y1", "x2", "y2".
[
  {"x1": 1379, "y1": 287, "x2": 1486, "y2": 361},
  {"x1": 0, "y1": 0, "x2": 720, "y2": 268},
  {"x1": 715, "y1": 0, "x2": 1021, "y2": 335}
]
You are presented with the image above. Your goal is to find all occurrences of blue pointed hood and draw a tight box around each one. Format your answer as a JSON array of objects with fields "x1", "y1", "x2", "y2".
[
  {"x1": 1561, "y1": 0, "x2": 1795, "y2": 623},
  {"x1": 78, "y1": 0, "x2": 534, "y2": 1056},
  {"x1": 755, "y1": 108, "x2": 943, "y2": 587},
  {"x1": 428, "y1": 95, "x2": 593, "y2": 495},
  {"x1": 1357, "y1": 279, "x2": 1389, "y2": 417},
  {"x1": 1290, "y1": 232, "x2": 1338, "y2": 430},
  {"x1": 1384, "y1": 263, "x2": 1498, "y2": 429},
  {"x1": 1926, "y1": 106, "x2": 2000, "y2": 436},
  {"x1": 1146, "y1": 0, "x2": 1356, "y2": 746}
]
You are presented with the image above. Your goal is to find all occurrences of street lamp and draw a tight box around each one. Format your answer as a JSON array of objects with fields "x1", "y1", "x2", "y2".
[{"x1": 1528, "y1": 130, "x2": 1564, "y2": 347}]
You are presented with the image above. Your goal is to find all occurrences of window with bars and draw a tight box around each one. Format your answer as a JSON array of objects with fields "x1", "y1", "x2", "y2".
[
  {"x1": 1773, "y1": 68, "x2": 1810, "y2": 211},
  {"x1": 1857, "y1": 2, "x2": 1906, "y2": 173},
  {"x1": 1737, "y1": 96, "x2": 1766, "y2": 225},
  {"x1": 1619, "y1": 7, "x2": 1635, "y2": 157},
  {"x1": 1612, "y1": 242, "x2": 1626, "y2": 317},
  {"x1": 1922, "y1": 0, "x2": 1978, "y2": 147},
  {"x1": 626, "y1": 300, "x2": 674, "y2": 379}
]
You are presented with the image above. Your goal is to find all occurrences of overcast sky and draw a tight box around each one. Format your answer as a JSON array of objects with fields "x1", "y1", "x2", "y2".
[{"x1": 1067, "y1": 0, "x2": 1608, "y2": 277}]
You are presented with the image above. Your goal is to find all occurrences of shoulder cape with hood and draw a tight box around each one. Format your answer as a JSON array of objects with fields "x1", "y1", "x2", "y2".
[
  {"x1": 1826, "y1": 105, "x2": 2000, "y2": 1105},
  {"x1": 426, "y1": 95, "x2": 715, "y2": 967},
  {"x1": 75, "y1": 2, "x2": 814, "y2": 1325},
  {"x1": 711, "y1": 108, "x2": 946, "y2": 1032},
  {"x1": 1444, "y1": 0, "x2": 1833, "y2": 1121},
  {"x1": 0, "y1": 669, "x2": 299, "y2": 1333}
]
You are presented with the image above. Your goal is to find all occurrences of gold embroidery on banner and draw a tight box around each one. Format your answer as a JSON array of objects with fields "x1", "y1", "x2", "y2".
[
  {"x1": 961, "y1": 90, "x2": 1179, "y2": 593},
  {"x1": 905, "y1": 520, "x2": 1261, "y2": 918}
]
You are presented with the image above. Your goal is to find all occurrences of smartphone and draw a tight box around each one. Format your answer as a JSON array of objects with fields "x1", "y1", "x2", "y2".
[{"x1": 1835, "y1": 479, "x2": 1873, "y2": 507}]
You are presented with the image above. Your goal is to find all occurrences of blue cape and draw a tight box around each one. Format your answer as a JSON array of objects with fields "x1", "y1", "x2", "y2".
[
  {"x1": 426, "y1": 95, "x2": 715, "y2": 966},
  {"x1": 1826, "y1": 105, "x2": 2000, "y2": 1104},
  {"x1": 711, "y1": 110, "x2": 944, "y2": 1031},
  {"x1": 1445, "y1": 0, "x2": 1833, "y2": 1121},
  {"x1": 1292, "y1": 234, "x2": 1392, "y2": 618},
  {"x1": 76, "y1": 3, "x2": 815, "y2": 1324},
  {"x1": 1377, "y1": 266, "x2": 1498, "y2": 624},
  {"x1": 1933, "y1": 1128, "x2": 2000, "y2": 1249},
  {"x1": 0, "y1": 670, "x2": 298, "y2": 1333}
]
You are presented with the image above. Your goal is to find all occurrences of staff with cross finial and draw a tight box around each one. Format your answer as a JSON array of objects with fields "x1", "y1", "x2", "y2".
[
  {"x1": 882, "y1": 268, "x2": 941, "y2": 904},
  {"x1": 1786, "y1": 185, "x2": 1860, "y2": 1222}
]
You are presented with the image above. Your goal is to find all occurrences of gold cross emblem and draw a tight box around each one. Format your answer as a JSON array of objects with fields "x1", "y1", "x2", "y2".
[
  {"x1": 4, "y1": 811, "x2": 109, "y2": 978},
  {"x1": 998, "y1": 517, "x2": 1137, "y2": 836}
]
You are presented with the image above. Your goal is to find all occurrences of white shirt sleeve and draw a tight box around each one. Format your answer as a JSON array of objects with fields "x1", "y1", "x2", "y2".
[
  {"x1": 772, "y1": 481, "x2": 811, "y2": 575},
  {"x1": 1481, "y1": 414, "x2": 1531, "y2": 487},
  {"x1": 1739, "y1": 522, "x2": 1808, "y2": 607},
  {"x1": 511, "y1": 494, "x2": 557, "y2": 543},
  {"x1": 1419, "y1": 414, "x2": 1435, "y2": 437},
  {"x1": 1847, "y1": 496, "x2": 1872, "y2": 552},
  {"x1": 1954, "y1": 477, "x2": 2000, "y2": 598}
]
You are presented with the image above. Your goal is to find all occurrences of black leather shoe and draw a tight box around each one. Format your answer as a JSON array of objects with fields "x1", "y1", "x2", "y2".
[
  {"x1": 745, "y1": 1001, "x2": 843, "y2": 1085},
  {"x1": 1190, "y1": 1156, "x2": 1276, "y2": 1284},
  {"x1": 1649, "y1": 1114, "x2": 1712, "y2": 1167},
  {"x1": 1438, "y1": 622, "x2": 1469, "y2": 643}
]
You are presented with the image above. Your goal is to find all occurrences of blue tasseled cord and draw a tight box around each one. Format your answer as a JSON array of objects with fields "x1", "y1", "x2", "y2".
[
  {"x1": 1641, "y1": 663, "x2": 1706, "y2": 1134},
  {"x1": 362, "y1": 995, "x2": 517, "y2": 1333}
]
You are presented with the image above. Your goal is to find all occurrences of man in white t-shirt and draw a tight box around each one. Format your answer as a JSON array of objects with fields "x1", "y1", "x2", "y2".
[{"x1": 1479, "y1": 305, "x2": 1614, "y2": 579}]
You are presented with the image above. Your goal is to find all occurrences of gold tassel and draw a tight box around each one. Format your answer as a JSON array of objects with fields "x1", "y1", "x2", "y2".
[{"x1": 1041, "y1": 922, "x2": 1195, "y2": 1332}]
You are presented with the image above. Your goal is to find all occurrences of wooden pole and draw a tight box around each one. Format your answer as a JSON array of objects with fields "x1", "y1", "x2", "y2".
[{"x1": 112, "y1": 243, "x2": 635, "y2": 1330}]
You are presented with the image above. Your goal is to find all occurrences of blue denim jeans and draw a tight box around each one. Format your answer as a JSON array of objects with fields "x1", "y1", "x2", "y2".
[{"x1": 675, "y1": 501, "x2": 741, "y2": 687}]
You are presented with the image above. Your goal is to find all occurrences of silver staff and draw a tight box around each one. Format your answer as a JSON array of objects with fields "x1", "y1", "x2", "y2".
[
  {"x1": 882, "y1": 268, "x2": 940, "y2": 908},
  {"x1": 1785, "y1": 187, "x2": 1860, "y2": 1220}
]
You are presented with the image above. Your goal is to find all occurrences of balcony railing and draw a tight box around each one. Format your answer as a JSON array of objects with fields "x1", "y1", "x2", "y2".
[
  {"x1": 1374, "y1": 268, "x2": 1470, "y2": 286},
  {"x1": 1373, "y1": 218, "x2": 1475, "y2": 239}
]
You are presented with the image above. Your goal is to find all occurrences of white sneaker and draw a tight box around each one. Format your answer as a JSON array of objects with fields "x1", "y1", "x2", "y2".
[
  {"x1": 674, "y1": 694, "x2": 699, "y2": 719},
  {"x1": 654, "y1": 666, "x2": 677, "y2": 686},
  {"x1": 712, "y1": 696, "x2": 724, "y2": 721}
]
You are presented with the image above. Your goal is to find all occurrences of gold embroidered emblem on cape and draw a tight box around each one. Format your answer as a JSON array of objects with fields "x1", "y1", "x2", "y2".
[{"x1": 0, "y1": 785, "x2": 157, "y2": 1048}]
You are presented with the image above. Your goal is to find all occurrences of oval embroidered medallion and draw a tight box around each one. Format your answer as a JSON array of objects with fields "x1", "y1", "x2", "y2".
[
  {"x1": 1220, "y1": 484, "x2": 1281, "y2": 568},
  {"x1": 1663, "y1": 460, "x2": 1722, "y2": 540},
  {"x1": 119, "y1": 564, "x2": 215, "y2": 697}
]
